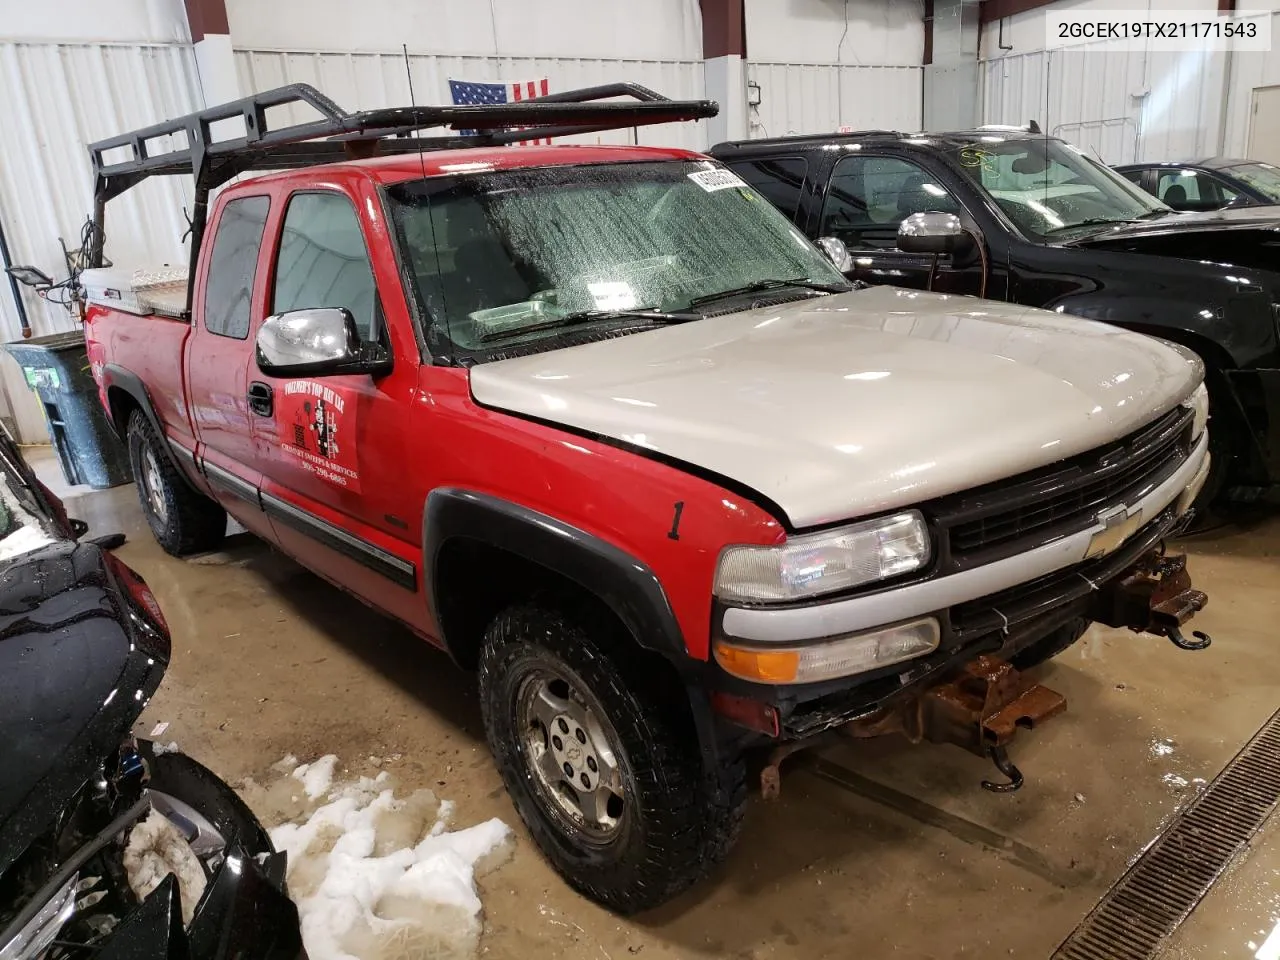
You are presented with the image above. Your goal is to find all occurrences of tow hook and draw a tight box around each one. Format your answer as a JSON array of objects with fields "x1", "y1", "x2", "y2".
[
  {"x1": 982, "y1": 745, "x2": 1025, "y2": 793},
  {"x1": 1166, "y1": 625, "x2": 1213, "y2": 650},
  {"x1": 1093, "y1": 549, "x2": 1210, "y2": 651}
]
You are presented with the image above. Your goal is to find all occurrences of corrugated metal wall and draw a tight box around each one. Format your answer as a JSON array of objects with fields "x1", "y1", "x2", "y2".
[
  {"x1": 0, "y1": 40, "x2": 202, "y2": 440},
  {"x1": 981, "y1": 45, "x2": 1227, "y2": 165},
  {"x1": 746, "y1": 62, "x2": 923, "y2": 139},
  {"x1": 234, "y1": 48, "x2": 709, "y2": 149},
  {"x1": 1224, "y1": 9, "x2": 1280, "y2": 157}
]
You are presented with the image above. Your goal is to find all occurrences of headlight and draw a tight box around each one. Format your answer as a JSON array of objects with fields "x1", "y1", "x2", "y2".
[
  {"x1": 714, "y1": 617, "x2": 941, "y2": 684},
  {"x1": 715, "y1": 510, "x2": 930, "y2": 603},
  {"x1": 1185, "y1": 382, "x2": 1209, "y2": 440}
]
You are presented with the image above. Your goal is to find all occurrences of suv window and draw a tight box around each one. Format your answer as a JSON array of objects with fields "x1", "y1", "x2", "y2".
[
  {"x1": 1156, "y1": 169, "x2": 1241, "y2": 211},
  {"x1": 1119, "y1": 168, "x2": 1146, "y2": 186},
  {"x1": 203, "y1": 196, "x2": 269, "y2": 339},
  {"x1": 820, "y1": 156, "x2": 960, "y2": 250},
  {"x1": 725, "y1": 157, "x2": 808, "y2": 222},
  {"x1": 273, "y1": 192, "x2": 378, "y2": 341}
]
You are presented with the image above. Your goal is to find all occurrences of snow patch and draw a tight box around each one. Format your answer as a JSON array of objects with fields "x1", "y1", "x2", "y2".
[
  {"x1": 153, "y1": 741, "x2": 180, "y2": 755},
  {"x1": 293, "y1": 754, "x2": 339, "y2": 799},
  {"x1": 266, "y1": 759, "x2": 513, "y2": 960},
  {"x1": 1149, "y1": 738, "x2": 1176, "y2": 759},
  {"x1": 123, "y1": 809, "x2": 208, "y2": 924}
]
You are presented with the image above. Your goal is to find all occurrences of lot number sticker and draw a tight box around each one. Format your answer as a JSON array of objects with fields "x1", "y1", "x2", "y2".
[{"x1": 688, "y1": 169, "x2": 747, "y2": 192}]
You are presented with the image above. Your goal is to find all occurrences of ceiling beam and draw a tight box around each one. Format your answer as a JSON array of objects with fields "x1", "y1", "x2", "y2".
[{"x1": 978, "y1": 0, "x2": 1057, "y2": 25}]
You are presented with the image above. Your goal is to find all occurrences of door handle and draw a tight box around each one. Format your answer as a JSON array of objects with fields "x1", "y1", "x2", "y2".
[{"x1": 248, "y1": 381, "x2": 274, "y2": 417}]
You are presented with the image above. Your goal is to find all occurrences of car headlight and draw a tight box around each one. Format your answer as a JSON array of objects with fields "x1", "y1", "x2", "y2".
[
  {"x1": 1185, "y1": 382, "x2": 1209, "y2": 441},
  {"x1": 715, "y1": 510, "x2": 930, "y2": 603}
]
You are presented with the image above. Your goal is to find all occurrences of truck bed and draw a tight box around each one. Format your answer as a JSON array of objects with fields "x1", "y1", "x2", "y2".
[
  {"x1": 81, "y1": 266, "x2": 189, "y2": 319},
  {"x1": 84, "y1": 300, "x2": 195, "y2": 452}
]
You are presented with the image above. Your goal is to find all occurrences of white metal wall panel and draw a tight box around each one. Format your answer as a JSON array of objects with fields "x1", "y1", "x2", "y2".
[
  {"x1": 234, "y1": 48, "x2": 709, "y2": 150},
  {"x1": 1224, "y1": 10, "x2": 1280, "y2": 158},
  {"x1": 0, "y1": 40, "x2": 202, "y2": 441},
  {"x1": 981, "y1": 45, "x2": 1225, "y2": 165},
  {"x1": 746, "y1": 63, "x2": 923, "y2": 140}
]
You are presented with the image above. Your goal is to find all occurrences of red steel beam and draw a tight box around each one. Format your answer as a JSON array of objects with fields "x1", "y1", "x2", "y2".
[
  {"x1": 700, "y1": 0, "x2": 746, "y2": 58},
  {"x1": 183, "y1": 0, "x2": 229, "y2": 42},
  {"x1": 979, "y1": 0, "x2": 1057, "y2": 25}
]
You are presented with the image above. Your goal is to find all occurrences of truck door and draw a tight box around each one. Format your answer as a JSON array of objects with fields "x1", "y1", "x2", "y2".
[
  {"x1": 248, "y1": 185, "x2": 428, "y2": 631},
  {"x1": 186, "y1": 194, "x2": 277, "y2": 541},
  {"x1": 815, "y1": 154, "x2": 997, "y2": 297}
]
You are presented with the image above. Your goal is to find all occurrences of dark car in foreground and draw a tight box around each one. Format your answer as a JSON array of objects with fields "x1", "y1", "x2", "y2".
[
  {"x1": 0, "y1": 429, "x2": 300, "y2": 960},
  {"x1": 1116, "y1": 157, "x2": 1280, "y2": 212},
  {"x1": 710, "y1": 130, "x2": 1280, "y2": 508}
]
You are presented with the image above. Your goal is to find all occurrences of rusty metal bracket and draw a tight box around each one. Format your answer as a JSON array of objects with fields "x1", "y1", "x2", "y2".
[{"x1": 1093, "y1": 550, "x2": 1208, "y2": 647}]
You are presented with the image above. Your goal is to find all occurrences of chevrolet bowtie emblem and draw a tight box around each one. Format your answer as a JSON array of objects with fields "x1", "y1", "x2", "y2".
[{"x1": 1085, "y1": 503, "x2": 1144, "y2": 560}]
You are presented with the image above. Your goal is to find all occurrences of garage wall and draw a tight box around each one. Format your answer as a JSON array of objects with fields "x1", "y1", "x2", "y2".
[
  {"x1": 1223, "y1": 8, "x2": 1280, "y2": 158},
  {"x1": 979, "y1": 0, "x2": 1239, "y2": 165},
  {"x1": 227, "y1": 0, "x2": 708, "y2": 148},
  {"x1": 0, "y1": 0, "x2": 202, "y2": 441},
  {"x1": 744, "y1": 0, "x2": 926, "y2": 138}
]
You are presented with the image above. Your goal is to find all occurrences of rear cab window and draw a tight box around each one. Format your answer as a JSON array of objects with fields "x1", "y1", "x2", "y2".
[
  {"x1": 723, "y1": 157, "x2": 809, "y2": 222},
  {"x1": 273, "y1": 192, "x2": 380, "y2": 343},
  {"x1": 203, "y1": 196, "x2": 270, "y2": 339}
]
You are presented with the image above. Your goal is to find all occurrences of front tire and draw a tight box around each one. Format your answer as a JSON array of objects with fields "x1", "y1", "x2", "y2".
[
  {"x1": 126, "y1": 411, "x2": 226, "y2": 556},
  {"x1": 478, "y1": 604, "x2": 746, "y2": 913}
]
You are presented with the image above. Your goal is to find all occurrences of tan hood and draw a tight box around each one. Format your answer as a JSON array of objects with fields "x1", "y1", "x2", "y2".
[{"x1": 469, "y1": 286, "x2": 1203, "y2": 528}]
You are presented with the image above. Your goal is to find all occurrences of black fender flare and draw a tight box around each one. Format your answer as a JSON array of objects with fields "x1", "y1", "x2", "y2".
[
  {"x1": 423, "y1": 488, "x2": 688, "y2": 663},
  {"x1": 99, "y1": 365, "x2": 199, "y2": 490}
]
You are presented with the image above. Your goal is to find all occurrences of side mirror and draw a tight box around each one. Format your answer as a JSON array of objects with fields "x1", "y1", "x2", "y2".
[
  {"x1": 815, "y1": 236, "x2": 853, "y2": 272},
  {"x1": 897, "y1": 212, "x2": 967, "y2": 255},
  {"x1": 256, "y1": 308, "x2": 392, "y2": 378}
]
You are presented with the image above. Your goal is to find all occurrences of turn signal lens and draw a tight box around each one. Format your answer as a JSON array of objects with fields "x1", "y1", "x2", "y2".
[
  {"x1": 714, "y1": 617, "x2": 940, "y2": 685},
  {"x1": 712, "y1": 645, "x2": 800, "y2": 683}
]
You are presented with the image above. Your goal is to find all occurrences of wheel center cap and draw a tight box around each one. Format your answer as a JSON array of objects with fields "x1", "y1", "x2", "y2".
[{"x1": 565, "y1": 744, "x2": 583, "y2": 764}]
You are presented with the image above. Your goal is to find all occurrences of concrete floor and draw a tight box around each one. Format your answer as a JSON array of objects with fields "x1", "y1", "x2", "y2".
[{"x1": 30, "y1": 445, "x2": 1280, "y2": 959}]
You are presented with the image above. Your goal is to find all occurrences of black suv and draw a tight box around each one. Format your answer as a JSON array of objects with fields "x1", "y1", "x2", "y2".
[{"x1": 710, "y1": 130, "x2": 1280, "y2": 506}]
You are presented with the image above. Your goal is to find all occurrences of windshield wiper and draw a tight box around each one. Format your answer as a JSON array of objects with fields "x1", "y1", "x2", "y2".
[
  {"x1": 687, "y1": 277, "x2": 850, "y2": 309},
  {"x1": 477, "y1": 308, "x2": 699, "y2": 343}
]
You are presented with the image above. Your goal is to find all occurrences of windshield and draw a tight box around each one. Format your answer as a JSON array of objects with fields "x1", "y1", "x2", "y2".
[
  {"x1": 385, "y1": 160, "x2": 846, "y2": 357},
  {"x1": 950, "y1": 137, "x2": 1169, "y2": 239},
  {"x1": 1227, "y1": 162, "x2": 1280, "y2": 203}
]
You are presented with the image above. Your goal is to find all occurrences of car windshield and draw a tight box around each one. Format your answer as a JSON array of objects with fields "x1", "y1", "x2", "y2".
[
  {"x1": 384, "y1": 160, "x2": 846, "y2": 357},
  {"x1": 1227, "y1": 162, "x2": 1280, "y2": 203},
  {"x1": 950, "y1": 137, "x2": 1170, "y2": 239}
]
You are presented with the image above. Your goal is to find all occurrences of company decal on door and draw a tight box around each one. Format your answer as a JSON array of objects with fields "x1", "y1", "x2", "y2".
[{"x1": 277, "y1": 380, "x2": 361, "y2": 492}]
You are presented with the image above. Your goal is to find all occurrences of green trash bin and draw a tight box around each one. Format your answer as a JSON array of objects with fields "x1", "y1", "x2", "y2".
[{"x1": 4, "y1": 330, "x2": 133, "y2": 489}]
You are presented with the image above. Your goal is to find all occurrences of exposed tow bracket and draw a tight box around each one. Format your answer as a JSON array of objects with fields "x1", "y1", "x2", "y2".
[
  {"x1": 1093, "y1": 550, "x2": 1211, "y2": 651},
  {"x1": 842, "y1": 655, "x2": 1067, "y2": 795}
]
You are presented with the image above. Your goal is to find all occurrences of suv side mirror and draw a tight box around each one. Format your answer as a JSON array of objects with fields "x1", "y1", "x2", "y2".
[
  {"x1": 815, "y1": 236, "x2": 853, "y2": 272},
  {"x1": 897, "y1": 212, "x2": 967, "y2": 255},
  {"x1": 256, "y1": 308, "x2": 392, "y2": 378}
]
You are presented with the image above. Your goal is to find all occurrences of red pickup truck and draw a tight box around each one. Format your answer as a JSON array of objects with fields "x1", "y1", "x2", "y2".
[{"x1": 83, "y1": 85, "x2": 1212, "y2": 912}]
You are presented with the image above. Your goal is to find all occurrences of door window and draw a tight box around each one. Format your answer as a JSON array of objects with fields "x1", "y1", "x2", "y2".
[
  {"x1": 203, "y1": 196, "x2": 270, "y2": 339},
  {"x1": 1156, "y1": 170, "x2": 1241, "y2": 211},
  {"x1": 1118, "y1": 168, "x2": 1147, "y2": 187},
  {"x1": 273, "y1": 192, "x2": 379, "y2": 341},
  {"x1": 820, "y1": 156, "x2": 960, "y2": 249},
  {"x1": 725, "y1": 157, "x2": 809, "y2": 222}
]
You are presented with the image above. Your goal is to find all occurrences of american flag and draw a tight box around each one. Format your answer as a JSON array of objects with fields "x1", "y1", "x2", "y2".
[{"x1": 448, "y1": 78, "x2": 552, "y2": 145}]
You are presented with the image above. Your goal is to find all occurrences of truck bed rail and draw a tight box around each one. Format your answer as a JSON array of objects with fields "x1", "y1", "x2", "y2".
[{"x1": 87, "y1": 82, "x2": 719, "y2": 315}]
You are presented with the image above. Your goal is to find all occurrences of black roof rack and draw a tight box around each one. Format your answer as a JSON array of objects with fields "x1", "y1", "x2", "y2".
[{"x1": 87, "y1": 81, "x2": 718, "y2": 307}]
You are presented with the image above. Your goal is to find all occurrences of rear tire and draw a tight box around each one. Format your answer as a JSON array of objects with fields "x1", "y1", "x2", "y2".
[
  {"x1": 126, "y1": 411, "x2": 225, "y2": 556},
  {"x1": 478, "y1": 603, "x2": 746, "y2": 913}
]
